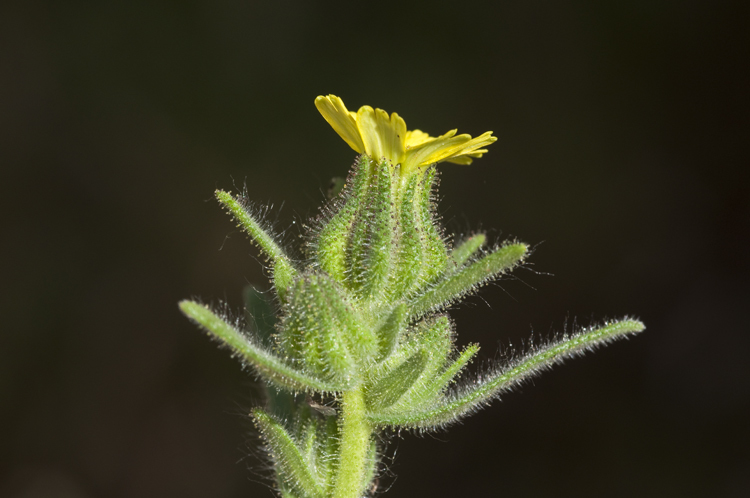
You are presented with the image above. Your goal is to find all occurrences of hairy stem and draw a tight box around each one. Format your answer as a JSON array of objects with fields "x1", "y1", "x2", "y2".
[{"x1": 333, "y1": 389, "x2": 373, "y2": 498}]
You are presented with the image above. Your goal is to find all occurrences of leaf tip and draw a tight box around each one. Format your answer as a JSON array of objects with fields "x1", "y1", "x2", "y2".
[{"x1": 178, "y1": 299, "x2": 203, "y2": 316}]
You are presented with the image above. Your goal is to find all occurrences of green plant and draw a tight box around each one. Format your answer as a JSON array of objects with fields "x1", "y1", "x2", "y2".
[{"x1": 180, "y1": 95, "x2": 644, "y2": 498}]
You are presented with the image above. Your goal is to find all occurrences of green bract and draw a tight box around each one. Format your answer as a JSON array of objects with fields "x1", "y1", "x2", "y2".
[{"x1": 181, "y1": 102, "x2": 644, "y2": 498}]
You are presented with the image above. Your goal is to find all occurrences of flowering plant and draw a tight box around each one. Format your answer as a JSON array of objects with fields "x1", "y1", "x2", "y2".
[{"x1": 180, "y1": 95, "x2": 644, "y2": 498}]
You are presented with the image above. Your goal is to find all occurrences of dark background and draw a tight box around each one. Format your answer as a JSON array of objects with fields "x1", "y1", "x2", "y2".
[{"x1": 2, "y1": 1, "x2": 748, "y2": 497}]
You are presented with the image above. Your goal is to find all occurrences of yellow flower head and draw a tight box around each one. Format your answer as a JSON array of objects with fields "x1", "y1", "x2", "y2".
[{"x1": 315, "y1": 95, "x2": 497, "y2": 174}]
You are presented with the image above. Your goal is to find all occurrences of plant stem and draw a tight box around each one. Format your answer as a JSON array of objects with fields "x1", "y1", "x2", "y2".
[{"x1": 333, "y1": 388, "x2": 372, "y2": 498}]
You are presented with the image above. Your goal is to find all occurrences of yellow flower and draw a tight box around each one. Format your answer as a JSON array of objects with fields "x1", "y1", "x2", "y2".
[{"x1": 315, "y1": 95, "x2": 497, "y2": 174}]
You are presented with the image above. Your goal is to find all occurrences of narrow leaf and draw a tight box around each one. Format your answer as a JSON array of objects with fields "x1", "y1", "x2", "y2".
[
  {"x1": 365, "y1": 351, "x2": 428, "y2": 412},
  {"x1": 375, "y1": 303, "x2": 408, "y2": 360},
  {"x1": 306, "y1": 278, "x2": 355, "y2": 380},
  {"x1": 347, "y1": 159, "x2": 395, "y2": 299},
  {"x1": 179, "y1": 300, "x2": 341, "y2": 393},
  {"x1": 368, "y1": 319, "x2": 645, "y2": 429},
  {"x1": 449, "y1": 233, "x2": 486, "y2": 269},
  {"x1": 422, "y1": 343, "x2": 480, "y2": 398},
  {"x1": 316, "y1": 275, "x2": 377, "y2": 359},
  {"x1": 279, "y1": 273, "x2": 373, "y2": 381},
  {"x1": 390, "y1": 173, "x2": 424, "y2": 300},
  {"x1": 318, "y1": 415, "x2": 341, "y2": 494},
  {"x1": 368, "y1": 315, "x2": 452, "y2": 389},
  {"x1": 215, "y1": 189, "x2": 297, "y2": 298},
  {"x1": 372, "y1": 316, "x2": 455, "y2": 413},
  {"x1": 273, "y1": 258, "x2": 297, "y2": 301},
  {"x1": 409, "y1": 242, "x2": 528, "y2": 319},
  {"x1": 301, "y1": 417, "x2": 318, "y2": 469},
  {"x1": 415, "y1": 167, "x2": 448, "y2": 283},
  {"x1": 316, "y1": 155, "x2": 370, "y2": 283},
  {"x1": 216, "y1": 189, "x2": 290, "y2": 264},
  {"x1": 253, "y1": 409, "x2": 326, "y2": 498}
]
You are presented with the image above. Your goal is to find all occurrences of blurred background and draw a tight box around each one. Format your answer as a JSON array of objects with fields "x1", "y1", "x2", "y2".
[{"x1": 2, "y1": 1, "x2": 748, "y2": 497}]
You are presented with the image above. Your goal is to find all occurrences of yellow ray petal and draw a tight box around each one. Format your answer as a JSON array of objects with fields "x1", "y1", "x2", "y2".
[
  {"x1": 355, "y1": 106, "x2": 407, "y2": 165},
  {"x1": 404, "y1": 130, "x2": 469, "y2": 168},
  {"x1": 407, "y1": 131, "x2": 496, "y2": 168},
  {"x1": 315, "y1": 95, "x2": 365, "y2": 154},
  {"x1": 444, "y1": 150, "x2": 487, "y2": 165},
  {"x1": 404, "y1": 129, "x2": 433, "y2": 148},
  {"x1": 444, "y1": 155, "x2": 474, "y2": 165}
]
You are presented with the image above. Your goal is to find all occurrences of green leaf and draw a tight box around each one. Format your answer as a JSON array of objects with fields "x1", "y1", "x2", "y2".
[
  {"x1": 375, "y1": 303, "x2": 408, "y2": 360},
  {"x1": 389, "y1": 173, "x2": 424, "y2": 300},
  {"x1": 179, "y1": 300, "x2": 342, "y2": 393},
  {"x1": 215, "y1": 189, "x2": 297, "y2": 298},
  {"x1": 367, "y1": 315, "x2": 451, "y2": 388},
  {"x1": 279, "y1": 273, "x2": 376, "y2": 382},
  {"x1": 415, "y1": 167, "x2": 448, "y2": 283},
  {"x1": 368, "y1": 319, "x2": 645, "y2": 429},
  {"x1": 273, "y1": 258, "x2": 297, "y2": 301},
  {"x1": 280, "y1": 276, "x2": 352, "y2": 382},
  {"x1": 347, "y1": 159, "x2": 395, "y2": 300},
  {"x1": 315, "y1": 275, "x2": 377, "y2": 360},
  {"x1": 365, "y1": 350, "x2": 428, "y2": 412},
  {"x1": 414, "y1": 343, "x2": 480, "y2": 403},
  {"x1": 253, "y1": 409, "x2": 326, "y2": 498},
  {"x1": 316, "y1": 416, "x2": 340, "y2": 494},
  {"x1": 315, "y1": 155, "x2": 370, "y2": 283},
  {"x1": 300, "y1": 416, "x2": 319, "y2": 472},
  {"x1": 365, "y1": 315, "x2": 454, "y2": 416},
  {"x1": 379, "y1": 316, "x2": 455, "y2": 413},
  {"x1": 449, "y1": 233, "x2": 486, "y2": 270},
  {"x1": 409, "y1": 242, "x2": 528, "y2": 319}
]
